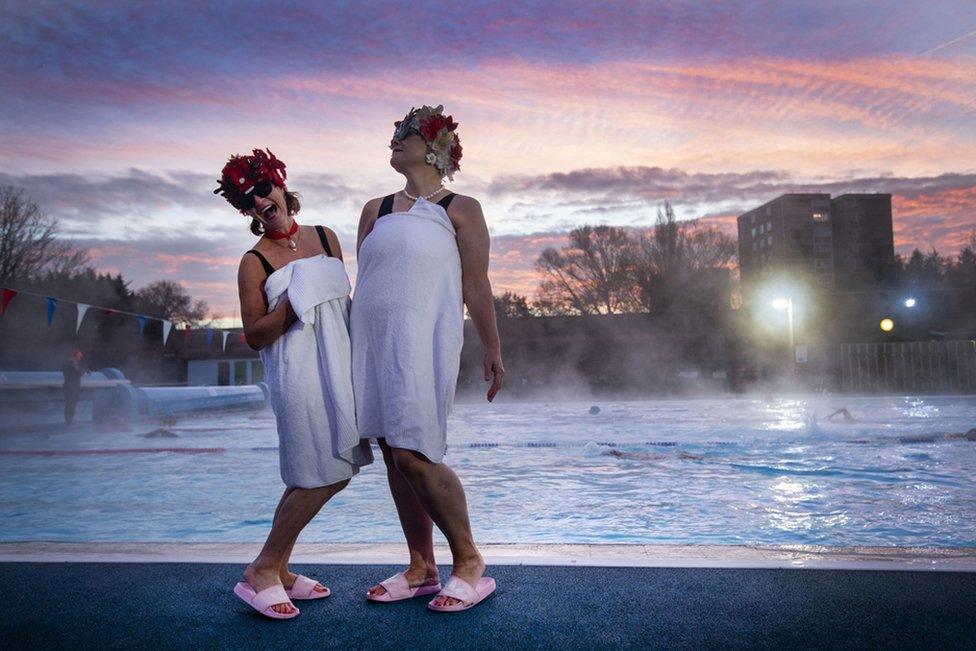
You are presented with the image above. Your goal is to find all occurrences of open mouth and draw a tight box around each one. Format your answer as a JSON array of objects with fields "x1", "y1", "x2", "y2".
[{"x1": 261, "y1": 204, "x2": 277, "y2": 220}]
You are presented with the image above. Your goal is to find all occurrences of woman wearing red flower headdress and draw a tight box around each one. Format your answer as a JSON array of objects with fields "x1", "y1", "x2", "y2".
[
  {"x1": 215, "y1": 149, "x2": 373, "y2": 619},
  {"x1": 352, "y1": 106, "x2": 504, "y2": 612}
]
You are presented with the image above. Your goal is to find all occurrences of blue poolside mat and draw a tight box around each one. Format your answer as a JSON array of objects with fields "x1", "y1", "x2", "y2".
[{"x1": 1, "y1": 563, "x2": 974, "y2": 649}]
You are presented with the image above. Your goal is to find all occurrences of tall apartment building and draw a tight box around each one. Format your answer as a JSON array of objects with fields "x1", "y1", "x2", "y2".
[
  {"x1": 830, "y1": 194, "x2": 895, "y2": 287},
  {"x1": 737, "y1": 193, "x2": 835, "y2": 292},
  {"x1": 737, "y1": 193, "x2": 895, "y2": 294}
]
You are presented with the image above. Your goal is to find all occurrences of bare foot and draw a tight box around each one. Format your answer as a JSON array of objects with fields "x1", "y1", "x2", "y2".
[
  {"x1": 429, "y1": 554, "x2": 485, "y2": 608},
  {"x1": 281, "y1": 569, "x2": 328, "y2": 595},
  {"x1": 367, "y1": 563, "x2": 439, "y2": 598},
  {"x1": 244, "y1": 562, "x2": 296, "y2": 616}
]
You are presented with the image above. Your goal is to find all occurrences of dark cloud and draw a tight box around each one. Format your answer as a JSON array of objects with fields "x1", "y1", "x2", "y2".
[
  {"x1": 489, "y1": 166, "x2": 976, "y2": 207},
  {"x1": 0, "y1": 169, "x2": 362, "y2": 236}
]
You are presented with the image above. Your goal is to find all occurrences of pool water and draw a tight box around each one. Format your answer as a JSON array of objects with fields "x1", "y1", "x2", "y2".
[{"x1": 1, "y1": 396, "x2": 975, "y2": 546}]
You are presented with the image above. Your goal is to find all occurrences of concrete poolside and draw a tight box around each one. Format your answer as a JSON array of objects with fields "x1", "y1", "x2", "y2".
[{"x1": 2, "y1": 543, "x2": 975, "y2": 649}]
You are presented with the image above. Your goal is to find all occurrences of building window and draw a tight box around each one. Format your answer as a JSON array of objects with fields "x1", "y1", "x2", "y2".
[
  {"x1": 812, "y1": 212, "x2": 828, "y2": 222},
  {"x1": 234, "y1": 360, "x2": 248, "y2": 385},
  {"x1": 217, "y1": 362, "x2": 230, "y2": 386},
  {"x1": 751, "y1": 227, "x2": 756, "y2": 237},
  {"x1": 251, "y1": 361, "x2": 264, "y2": 383},
  {"x1": 766, "y1": 235, "x2": 772, "y2": 246},
  {"x1": 815, "y1": 243, "x2": 832, "y2": 253}
]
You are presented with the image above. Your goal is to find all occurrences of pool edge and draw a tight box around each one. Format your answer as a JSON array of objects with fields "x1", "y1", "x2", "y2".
[{"x1": 1, "y1": 542, "x2": 973, "y2": 571}]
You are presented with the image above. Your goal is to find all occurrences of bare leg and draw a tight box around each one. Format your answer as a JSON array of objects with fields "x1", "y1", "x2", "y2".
[
  {"x1": 367, "y1": 438, "x2": 440, "y2": 597},
  {"x1": 390, "y1": 447, "x2": 484, "y2": 608},
  {"x1": 243, "y1": 479, "x2": 349, "y2": 614},
  {"x1": 271, "y1": 488, "x2": 328, "y2": 595}
]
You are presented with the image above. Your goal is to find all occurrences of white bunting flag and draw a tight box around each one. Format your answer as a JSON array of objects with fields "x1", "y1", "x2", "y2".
[
  {"x1": 222, "y1": 330, "x2": 229, "y2": 352},
  {"x1": 75, "y1": 303, "x2": 89, "y2": 333},
  {"x1": 162, "y1": 320, "x2": 173, "y2": 346}
]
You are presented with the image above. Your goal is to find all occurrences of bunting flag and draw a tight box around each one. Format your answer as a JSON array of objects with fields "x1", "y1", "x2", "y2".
[
  {"x1": 1, "y1": 288, "x2": 17, "y2": 317},
  {"x1": 46, "y1": 297, "x2": 58, "y2": 326},
  {"x1": 76, "y1": 303, "x2": 89, "y2": 333},
  {"x1": 238, "y1": 333, "x2": 247, "y2": 344},
  {"x1": 0, "y1": 287, "x2": 237, "y2": 356}
]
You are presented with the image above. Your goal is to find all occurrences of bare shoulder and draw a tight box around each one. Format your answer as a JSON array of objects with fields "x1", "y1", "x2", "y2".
[
  {"x1": 317, "y1": 224, "x2": 344, "y2": 258},
  {"x1": 361, "y1": 196, "x2": 385, "y2": 217},
  {"x1": 237, "y1": 250, "x2": 266, "y2": 290},
  {"x1": 445, "y1": 194, "x2": 485, "y2": 229}
]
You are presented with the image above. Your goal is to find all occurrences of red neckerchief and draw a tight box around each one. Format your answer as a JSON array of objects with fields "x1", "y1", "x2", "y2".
[{"x1": 266, "y1": 220, "x2": 299, "y2": 240}]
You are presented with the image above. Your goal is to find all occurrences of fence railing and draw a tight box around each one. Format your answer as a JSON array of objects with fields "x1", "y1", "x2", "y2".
[{"x1": 840, "y1": 340, "x2": 976, "y2": 393}]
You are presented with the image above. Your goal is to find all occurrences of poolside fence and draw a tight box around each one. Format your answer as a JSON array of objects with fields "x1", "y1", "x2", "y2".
[{"x1": 840, "y1": 340, "x2": 976, "y2": 393}]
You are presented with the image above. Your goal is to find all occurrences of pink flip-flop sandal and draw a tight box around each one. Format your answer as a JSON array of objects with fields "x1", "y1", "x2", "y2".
[
  {"x1": 427, "y1": 575, "x2": 496, "y2": 612},
  {"x1": 285, "y1": 574, "x2": 331, "y2": 600},
  {"x1": 366, "y1": 572, "x2": 442, "y2": 602},
  {"x1": 233, "y1": 582, "x2": 300, "y2": 620}
]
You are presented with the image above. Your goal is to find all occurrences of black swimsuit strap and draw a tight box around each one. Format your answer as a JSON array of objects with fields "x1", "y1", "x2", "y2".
[
  {"x1": 246, "y1": 250, "x2": 275, "y2": 276},
  {"x1": 377, "y1": 194, "x2": 395, "y2": 218},
  {"x1": 377, "y1": 192, "x2": 455, "y2": 220},
  {"x1": 314, "y1": 225, "x2": 333, "y2": 257},
  {"x1": 437, "y1": 193, "x2": 457, "y2": 210}
]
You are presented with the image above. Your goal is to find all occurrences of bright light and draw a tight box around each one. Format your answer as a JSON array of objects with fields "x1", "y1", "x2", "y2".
[
  {"x1": 772, "y1": 298, "x2": 790, "y2": 311},
  {"x1": 880, "y1": 318, "x2": 894, "y2": 332},
  {"x1": 904, "y1": 297, "x2": 916, "y2": 308}
]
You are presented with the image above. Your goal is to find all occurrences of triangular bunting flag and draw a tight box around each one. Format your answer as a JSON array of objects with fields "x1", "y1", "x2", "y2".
[
  {"x1": 76, "y1": 304, "x2": 89, "y2": 333},
  {"x1": 1, "y1": 288, "x2": 17, "y2": 317},
  {"x1": 205, "y1": 329, "x2": 214, "y2": 348},
  {"x1": 162, "y1": 320, "x2": 172, "y2": 346},
  {"x1": 222, "y1": 330, "x2": 230, "y2": 352},
  {"x1": 137, "y1": 315, "x2": 148, "y2": 335},
  {"x1": 238, "y1": 333, "x2": 247, "y2": 344},
  {"x1": 46, "y1": 297, "x2": 57, "y2": 326}
]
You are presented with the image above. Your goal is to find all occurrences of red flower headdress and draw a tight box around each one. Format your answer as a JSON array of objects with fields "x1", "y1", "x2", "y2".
[
  {"x1": 213, "y1": 148, "x2": 288, "y2": 212},
  {"x1": 394, "y1": 105, "x2": 462, "y2": 181}
]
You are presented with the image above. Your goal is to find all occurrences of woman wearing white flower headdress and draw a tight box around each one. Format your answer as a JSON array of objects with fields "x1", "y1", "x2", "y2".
[{"x1": 352, "y1": 105, "x2": 504, "y2": 612}]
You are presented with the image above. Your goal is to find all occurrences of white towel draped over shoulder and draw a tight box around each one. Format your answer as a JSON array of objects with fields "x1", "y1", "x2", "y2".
[{"x1": 261, "y1": 254, "x2": 372, "y2": 488}]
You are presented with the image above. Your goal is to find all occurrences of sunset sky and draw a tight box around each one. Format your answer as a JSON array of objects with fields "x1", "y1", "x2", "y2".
[{"x1": 2, "y1": 1, "x2": 974, "y2": 322}]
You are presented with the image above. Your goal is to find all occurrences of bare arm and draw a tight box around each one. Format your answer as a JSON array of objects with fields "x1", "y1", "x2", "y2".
[
  {"x1": 356, "y1": 198, "x2": 383, "y2": 255},
  {"x1": 453, "y1": 196, "x2": 505, "y2": 401},
  {"x1": 238, "y1": 254, "x2": 297, "y2": 351}
]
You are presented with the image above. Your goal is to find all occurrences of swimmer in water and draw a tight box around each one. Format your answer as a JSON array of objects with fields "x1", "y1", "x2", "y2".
[
  {"x1": 608, "y1": 449, "x2": 703, "y2": 461},
  {"x1": 826, "y1": 408, "x2": 857, "y2": 423},
  {"x1": 946, "y1": 428, "x2": 976, "y2": 441}
]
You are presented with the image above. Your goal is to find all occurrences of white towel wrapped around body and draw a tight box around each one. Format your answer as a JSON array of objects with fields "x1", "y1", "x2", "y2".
[
  {"x1": 351, "y1": 198, "x2": 464, "y2": 463},
  {"x1": 260, "y1": 254, "x2": 373, "y2": 488}
]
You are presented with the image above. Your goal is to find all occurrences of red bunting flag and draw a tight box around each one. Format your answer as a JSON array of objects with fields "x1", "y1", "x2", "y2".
[
  {"x1": 103, "y1": 309, "x2": 116, "y2": 316},
  {"x1": 1, "y1": 288, "x2": 17, "y2": 317},
  {"x1": 238, "y1": 333, "x2": 247, "y2": 344}
]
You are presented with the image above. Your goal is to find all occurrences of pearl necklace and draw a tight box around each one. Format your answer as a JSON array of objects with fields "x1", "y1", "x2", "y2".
[{"x1": 403, "y1": 184, "x2": 445, "y2": 202}]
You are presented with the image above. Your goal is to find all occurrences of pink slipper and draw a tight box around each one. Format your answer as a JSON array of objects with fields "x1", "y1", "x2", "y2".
[
  {"x1": 233, "y1": 582, "x2": 299, "y2": 620},
  {"x1": 427, "y1": 575, "x2": 496, "y2": 612},
  {"x1": 285, "y1": 574, "x2": 331, "y2": 600},
  {"x1": 366, "y1": 572, "x2": 442, "y2": 602}
]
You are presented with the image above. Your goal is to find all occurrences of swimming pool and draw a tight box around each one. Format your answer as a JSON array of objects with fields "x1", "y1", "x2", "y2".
[{"x1": 1, "y1": 396, "x2": 974, "y2": 546}]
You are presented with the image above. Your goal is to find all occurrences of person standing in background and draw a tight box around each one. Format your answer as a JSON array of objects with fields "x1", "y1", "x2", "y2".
[{"x1": 61, "y1": 348, "x2": 86, "y2": 426}]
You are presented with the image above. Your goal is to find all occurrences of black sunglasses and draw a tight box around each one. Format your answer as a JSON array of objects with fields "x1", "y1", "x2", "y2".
[{"x1": 240, "y1": 179, "x2": 274, "y2": 211}]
